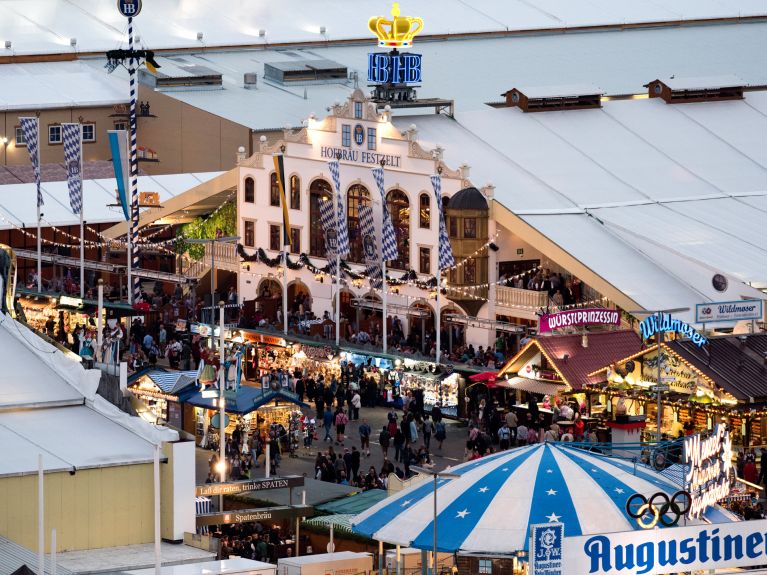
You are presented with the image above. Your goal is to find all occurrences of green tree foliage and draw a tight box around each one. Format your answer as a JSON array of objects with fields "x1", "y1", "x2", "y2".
[{"x1": 175, "y1": 202, "x2": 237, "y2": 260}]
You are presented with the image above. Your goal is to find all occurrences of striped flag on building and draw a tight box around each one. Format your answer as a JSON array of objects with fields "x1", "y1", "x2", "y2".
[
  {"x1": 318, "y1": 193, "x2": 338, "y2": 278},
  {"x1": 327, "y1": 160, "x2": 350, "y2": 258},
  {"x1": 359, "y1": 204, "x2": 383, "y2": 289},
  {"x1": 62, "y1": 123, "x2": 83, "y2": 214},
  {"x1": 19, "y1": 117, "x2": 43, "y2": 208},
  {"x1": 272, "y1": 153, "x2": 291, "y2": 246},
  {"x1": 372, "y1": 167, "x2": 398, "y2": 262},
  {"x1": 431, "y1": 175, "x2": 455, "y2": 270}
]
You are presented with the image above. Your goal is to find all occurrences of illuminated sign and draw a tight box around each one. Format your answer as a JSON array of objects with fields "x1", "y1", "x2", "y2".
[
  {"x1": 117, "y1": 0, "x2": 142, "y2": 17},
  {"x1": 539, "y1": 308, "x2": 620, "y2": 333},
  {"x1": 59, "y1": 295, "x2": 83, "y2": 308},
  {"x1": 195, "y1": 476, "x2": 303, "y2": 497},
  {"x1": 368, "y1": 3, "x2": 423, "y2": 48},
  {"x1": 684, "y1": 423, "x2": 732, "y2": 519},
  {"x1": 367, "y1": 52, "x2": 422, "y2": 84},
  {"x1": 695, "y1": 299, "x2": 763, "y2": 323},
  {"x1": 639, "y1": 313, "x2": 708, "y2": 348}
]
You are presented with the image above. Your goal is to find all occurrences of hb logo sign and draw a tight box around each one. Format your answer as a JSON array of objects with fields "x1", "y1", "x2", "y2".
[{"x1": 117, "y1": 0, "x2": 142, "y2": 17}]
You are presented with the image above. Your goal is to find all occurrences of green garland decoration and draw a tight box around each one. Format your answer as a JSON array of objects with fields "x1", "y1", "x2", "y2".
[{"x1": 175, "y1": 202, "x2": 237, "y2": 260}]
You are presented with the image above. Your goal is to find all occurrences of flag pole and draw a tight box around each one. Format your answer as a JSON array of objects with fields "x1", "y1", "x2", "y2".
[
  {"x1": 79, "y1": 125, "x2": 84, "y2": 299},
  {"x1": 382, "y1": 258, "x2": 388, "y2": 354},
  {"x1": 127, "y1": 15, "x2": 139, "y2": 304},
  {"x1": 435, "y1": 169, "x2": 441, "y2": 366},
  {"x1": 283, "y1": 247, "x2": 289, "y2": 335},
  {"x1": 37, "y1": 203, "x2": 42, "y2": 293}
]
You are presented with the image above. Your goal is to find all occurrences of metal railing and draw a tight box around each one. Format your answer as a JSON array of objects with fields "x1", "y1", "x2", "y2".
[{"x1": 495, "y1": 285, "x2": 549, "y2": 310}]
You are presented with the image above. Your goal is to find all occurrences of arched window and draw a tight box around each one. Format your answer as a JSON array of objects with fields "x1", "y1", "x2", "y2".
[
  {"x1": 347, "y1": 184, "x2": 371, "y2": 263},
  {"x1": 269, "y1": 173, "x2": 280, "y2": 206},
  {"x1": 290, "y1": 175, "x2": 301, "y2": 210},
  {"x1": 244, "y1": 177, "x2": 255, "y2": 203},
  {"x1": 386, "y1": 189, "x2": 410, "y2": 270},
  {"x1": 309, "y1": 179, "x2": 332, "y2": 257},
  {"x1": 419, "y1": 193, "x2": 430, "y2": 229}
]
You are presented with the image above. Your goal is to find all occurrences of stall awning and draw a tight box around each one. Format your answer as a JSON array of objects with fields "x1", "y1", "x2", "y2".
[
  {"x1": 499, "y1": 376, "x2": 567, "y2": 396},
  {"x1": 185, "y1": 386, "x2": 308, "y2": 414},
  {"x1": 145, "y1": 369, "x2": 198, "y2": 394}
]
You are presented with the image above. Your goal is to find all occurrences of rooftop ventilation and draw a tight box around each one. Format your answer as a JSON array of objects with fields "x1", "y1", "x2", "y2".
[
  {"x1": 264, "y1": 59, "x2": 348, "y2": 85},
  {"x1": 244, "y1": 73, "x2": 258, "y2": 89},
  {"x1": 503, "y1": 85, "x2": 603, "y2": 113},
  {"x1": 645, "y1": 75, "x2": 745, "y2": 103},
  {"x1": 140, "y1": 61, "x2": 222, "y2": 90}
]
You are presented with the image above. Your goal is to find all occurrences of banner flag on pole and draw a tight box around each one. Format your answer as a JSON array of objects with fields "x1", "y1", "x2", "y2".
[
  {"x1": 359, "y1": 204, "x2": 383, "y2": 289},
  {"x1": 108, "y1": 130, "x2": 131, "y2": 221},
  {"x1": 432, "y1": 174, "x2": 455, "y2": 270},
  {"x1": 319, "y1": 194, "x2": 338, "y2": 279},
  {"x1": 372, "y1": 167, "x2": 398, "y2": 262},
  {"x1": 62, "y1": 123, "x2": 83, "y2": 214},
  {"x1": 328, "y1": 160, "x2": 350, "y2": 257},
  {"x1": 19, "y1": 117, "x2": 43, "y2": 208},
  {"x1": 272, "y1": 153, "x2": 291, "y2": 246}
]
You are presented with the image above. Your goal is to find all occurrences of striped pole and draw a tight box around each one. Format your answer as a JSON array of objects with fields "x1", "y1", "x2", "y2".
[{"x1": 128, "y1": 16, "x2": 140, "y2": 303}]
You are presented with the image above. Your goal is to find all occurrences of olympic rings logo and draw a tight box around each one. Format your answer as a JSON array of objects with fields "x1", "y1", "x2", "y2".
[{"x1": 626, "y1": 491, "x2": 691, "y2": 529}]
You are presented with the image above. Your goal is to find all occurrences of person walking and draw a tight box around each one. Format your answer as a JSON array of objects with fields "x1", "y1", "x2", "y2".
[
  {"x1": 393, "y1": 428, "x2": 405, "y2": 463},
  {"x1": 505, "y1": 409, "x2": 518, "y2": 444},
  {"x1": 323, "y1": 407, "x2": 334, "y2": 442},
  {"x1": 379, "y1": 425, "x2": 391, "y2": 458},
  {"x1": 498, "y1": 421, "x2": 511, "y2": 451},
  {"x1": 435, "y1": 419, "x2": 446, "y2": 451},
  {"x1": 351, "y1": 389, "x2": 361, "y2": 421},
  {"x1": 359, "y1": 418, "x2": 372, "y2": 456},
  {"x1": 335, "y1": 408, "x2": 349, "y2": 445},
  {"x1": 422, "y1": 417, "x2": 434, "y2": 451}
]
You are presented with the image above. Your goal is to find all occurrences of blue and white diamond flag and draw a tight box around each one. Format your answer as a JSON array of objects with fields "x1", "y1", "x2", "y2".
[
  {"x1": 328, "y1": 160, "x2": 350, "y2": 258},
  {"x1": 19, "y1": 117, "x2": 43, "y2": 208},
  {"x1": 432, "y1": 175, "x2": 455, "y2": 270},
  {"x1": 359, "y1": 204, "x2": 383, "y2": 289},
  {"x1": 372, "y1": 167, "x2": 398, "y2": 262},
  {"x1": 319, "y1": 193, "x2": 338, "y2": 279},
  {"x1": 62, "y1": 123, "x2": 83, "y2": 215}
]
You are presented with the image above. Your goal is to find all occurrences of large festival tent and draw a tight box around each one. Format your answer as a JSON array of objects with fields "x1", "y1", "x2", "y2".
[{"x1": 352, "y1": 443, "x2": 736, "y2": 554}]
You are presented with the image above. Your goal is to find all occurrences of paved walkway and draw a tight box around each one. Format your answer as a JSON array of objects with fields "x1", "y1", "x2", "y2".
[{"x1": 195, "y1": 405, "x2": 470, "y2": 507}]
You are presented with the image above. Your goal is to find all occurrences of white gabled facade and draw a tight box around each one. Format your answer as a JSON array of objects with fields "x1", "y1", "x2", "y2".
[{"x1": 235, "y1": 90, "x2": 498, "y2": 347}]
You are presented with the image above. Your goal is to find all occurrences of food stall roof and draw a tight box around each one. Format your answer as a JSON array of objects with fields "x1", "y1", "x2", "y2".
[
  {"x1": 185, "y1": 387, "x2": 308, "y2": 415},
  {"x1": 16, "y1": 288, "x2": 142, "y2": 317}
]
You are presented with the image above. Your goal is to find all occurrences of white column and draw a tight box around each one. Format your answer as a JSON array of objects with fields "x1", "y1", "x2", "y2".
[
  {"x1": 38, "y1": 454, "x2": 44, "y2": 575},
  {"x1": 154, "y1": 444, "x2": 161, "y2": 575}
]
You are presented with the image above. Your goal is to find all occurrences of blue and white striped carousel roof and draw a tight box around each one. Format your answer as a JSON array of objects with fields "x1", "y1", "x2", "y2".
[{"x1": 352, "y1": 443, "x2": 736, "y2": 555}]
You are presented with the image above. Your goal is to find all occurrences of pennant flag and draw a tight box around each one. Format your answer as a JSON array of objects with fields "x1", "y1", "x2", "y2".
[
  {"x1": 359, "y1": 204, "x2": 383, "y2": 289},
  {"x1": 272, "y1": 154, "x2": 291, "y2": 246},
  {"x1": 371, "y1": 167, "x2": 398, "y2": 262},
  {"x1": 432, "y1": 175, "x2": 455, "y2": 270},
  {"x1": 327, "y1": 160, "x2": 350, "y2": 257},
  {"x1": 19, "y1": 117, "x2": 43, "y2": 208},
  {"x1": 62, "y1": 123, "x2": 83, "y2": 215},
  {"x1": 319, "y1": 194, "x2": 338, "y2": 278},
  {"x1": 108, "y1": 130, "x2": 131, "y2": 221}
]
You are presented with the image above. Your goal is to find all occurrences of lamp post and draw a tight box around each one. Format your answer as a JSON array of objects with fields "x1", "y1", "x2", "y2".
[
  {"x1": 628, "y1": 307, "x2": 689, "y2": 441},
  {"x1": 187, "y1": 236, "x2": 239, "y2": 326},
  {"x1": 410, "y1": 466, "x2": 460, "y2": 575}
]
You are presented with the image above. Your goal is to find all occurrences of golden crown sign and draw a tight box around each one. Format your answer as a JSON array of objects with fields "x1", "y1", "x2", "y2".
[{"x1": 368, "y1": 3, "x2": 423, "y2": 48}]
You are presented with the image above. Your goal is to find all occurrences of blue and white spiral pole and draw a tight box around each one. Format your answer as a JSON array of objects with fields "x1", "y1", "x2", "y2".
[{"x1": 127, "y1": 16, "x2": 140, "y2": 304}]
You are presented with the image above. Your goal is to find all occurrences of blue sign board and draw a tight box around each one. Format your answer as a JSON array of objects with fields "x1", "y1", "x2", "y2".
[
  {"x1": 639, "y1": 313, "x2": 708, "y2": 348},
  {"x1": 531, "y1": 523, "x2": 563, "y2": 575},
  {"x1": 367, "y1": 52, "x2": 422, "y2": 84},
  {"x1": 117, "y1": 0, "x2": 142, "y2": 17}
]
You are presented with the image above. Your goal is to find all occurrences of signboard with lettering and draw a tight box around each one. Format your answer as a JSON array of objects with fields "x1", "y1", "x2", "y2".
[
  {"x1": 117, "y1": 0, "x2": 142, "y2": 17},
  {"x1": 531, "y1": 523, "x2": 563, "y2": 575},
  {"x1": 320, "y1": 146, "x2": 402, "y2": 168},
  {"x1": 367, "y1": 52, "x2": 422, "y2": 84},
  {"x1": 683, "y1": 424, "x2": 732, "y2": 519},
  {"x1": 695, "y1": 300, "x2": 763, "y2": 324},
  {"x1": 539, "y1": 308, "x2": 620, "y2": 333},
  {"x1": 639, "y1": 314, "x2": 708, "y2": 348},
  {"x1": 562, "y1": 519, "x2": 767, "y2": 575},
  {"x1": 196, "y1": 505, "x2": 314, "y2": 526},
  {"x1": 195, "y1": 476, "x2": 304, "y2": 497}
]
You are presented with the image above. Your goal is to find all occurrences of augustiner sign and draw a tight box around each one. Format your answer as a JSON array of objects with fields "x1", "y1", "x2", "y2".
[
  {"x1": 195, "y1": 476, "x2": 304, "y2": 497},
  {"x1": 196, "y1": 505, "x2": 314, "y2": 527}
]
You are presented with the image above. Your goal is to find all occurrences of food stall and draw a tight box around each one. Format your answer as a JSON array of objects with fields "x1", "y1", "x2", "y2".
[
  {"x1": 400, "y1": 365, "x2": 462, "y2": 418},
  {"x1": 127, "y1": 368, "x2": 199, "y2": 429}
]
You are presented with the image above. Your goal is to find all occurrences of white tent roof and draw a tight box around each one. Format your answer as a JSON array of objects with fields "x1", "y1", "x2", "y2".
[
  {"x1": 0, "y1": 61, "x2": 127, "y2": 111},
  {"x1": 0, "y1": 172, "x2": 223, "y2": 229},
  {"x1": 1, "y1": 0, "x2": 763, "y2": 56},
  {"x1": 0, "y1": 313, "x2": 178, "y2": 477},
  {"x1": 396, "y1": 92, "x2": 767, "y2": 318},
  {"x1": 73, "y1": 20, "x2": 767, "y2": 131}
]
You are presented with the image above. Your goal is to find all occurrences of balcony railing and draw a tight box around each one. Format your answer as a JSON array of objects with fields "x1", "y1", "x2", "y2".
[{"x1": 495, "y1": 286, "x2": 549, "y2": 309}]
